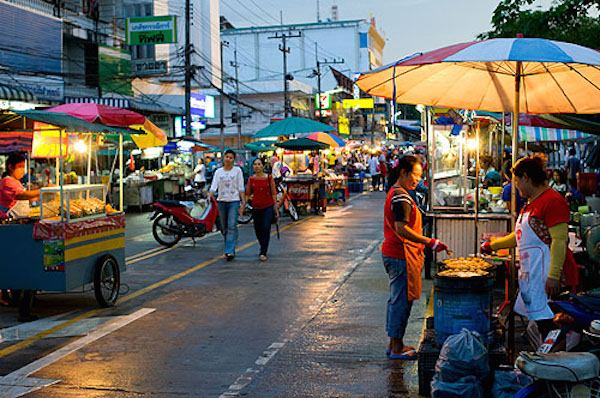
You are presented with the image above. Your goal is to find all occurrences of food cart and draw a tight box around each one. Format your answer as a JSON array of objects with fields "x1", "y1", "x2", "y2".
[
  {"x1": 0, "y1": 110, "x2": 135, "y2": 307},
  {"x1": 284, "y1": 175, "x2": 326, "y2": 214}
]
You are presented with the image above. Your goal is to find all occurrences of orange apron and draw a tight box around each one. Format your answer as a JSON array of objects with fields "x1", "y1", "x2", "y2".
[{"x1": 385, "y1": 199, "x2": 425, "y2": 301}]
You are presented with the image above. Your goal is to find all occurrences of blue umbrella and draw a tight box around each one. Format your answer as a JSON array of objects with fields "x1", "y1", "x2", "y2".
[{"x1": 252, "y1": 116, "x2": 336, "y2": 138}]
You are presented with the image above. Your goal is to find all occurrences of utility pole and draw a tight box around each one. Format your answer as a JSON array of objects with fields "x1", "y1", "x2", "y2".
[
  {"x1": 219, "y1": 40, "x2": 229, "y2": 160},
  {"x1": 231, "y1": 49, "x2": 242, "y2": 149},
  {"x1": 314, "y1": 43, "x2": 343, "y2": 121},
  {"x1": 184, "y1": 0, "x2": 191, "y2": 136},
  {"x1": 269, "y1": 20, "x2": 301, "y2": 118}
]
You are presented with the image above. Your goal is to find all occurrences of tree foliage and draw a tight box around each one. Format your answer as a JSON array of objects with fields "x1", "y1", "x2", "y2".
[{"x1": 479, "y1": 0, "x2": 600, "y2": 49}]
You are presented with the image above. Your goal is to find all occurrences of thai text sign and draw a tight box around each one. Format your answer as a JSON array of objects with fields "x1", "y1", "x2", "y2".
[
  {"x1": 126, "y1": 16, "x2": 177, "y2": 45},
  {"x1": 342, "y1": 98, "x2": 374, "y2": 109},
  {"x1": 32, "y1": 125, "x2": 68, "y2": 158}
]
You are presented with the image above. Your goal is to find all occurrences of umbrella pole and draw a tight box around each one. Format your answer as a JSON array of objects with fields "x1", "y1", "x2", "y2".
[
  {"x1": 119, "y1": 133, "x2": 124, "y2": 212},
  {"x1": 59, "y1": 129, "x2": 64, "y2": 222},
  {"x1": 87, "y1": 134, "x2": 92, "y2": 186},
  {"x1": 475, "y1": 119, "x2": 480, "y2": 255},
  {"x1": 509, "y1": 61, "x2": 522, "y2": 359}
]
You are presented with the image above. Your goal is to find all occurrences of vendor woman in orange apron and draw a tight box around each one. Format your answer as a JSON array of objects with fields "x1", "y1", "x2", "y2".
[
  {"x1": 383, "y1": 155, "x2": 450, "y2": 360},
  {"x1": 481, "y1": 155, "x2": 577, "y2": 339}
]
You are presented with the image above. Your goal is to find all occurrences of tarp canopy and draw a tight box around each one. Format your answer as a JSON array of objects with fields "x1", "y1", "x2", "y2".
[
  {"x1": 244, "y1": 142, "x2": 277, "y2": 152},
  {"x1": 0, "y1": 132, "x2": 33, "y2": 154},
  {"x1": 518, "y1": 126, "x2": 593, "y2": 142},
  {"x1": 276, "y1": 138, "x2": 329, "y2": 150},
  {"x1": 252, "y1": 117, "x2": 336, "y2": 138},
  {"x1": 14, "y1": 110, "x2": 136, "y2": 134}
]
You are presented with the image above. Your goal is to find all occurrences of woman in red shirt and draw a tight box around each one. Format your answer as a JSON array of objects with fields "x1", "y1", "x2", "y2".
[
  {"x1": 245, "y1": 158, "x2": 279, "y2": 261},
  {"x1": 0, "y1": 152, "x2": 40, "y2": 219}
]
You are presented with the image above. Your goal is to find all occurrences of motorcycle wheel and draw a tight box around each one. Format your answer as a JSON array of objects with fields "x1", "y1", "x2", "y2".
[
  {"x1": 288, "y1": 201, "x2": 299, "y2": 221},
  {"x1": 152, "y1": 214, "x2": 183, "y2": 247},
  {"x1": 238, "y1": 205, "x2": 253, "y2": 224}
]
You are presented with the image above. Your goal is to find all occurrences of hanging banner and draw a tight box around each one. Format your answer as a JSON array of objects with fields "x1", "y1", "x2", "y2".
[
  {"x1": 126, "y1": 16, "x2": 177, "y2": 45},
  {"x1": 32, "y1": 123, "x2": 68, "y2": 158}
]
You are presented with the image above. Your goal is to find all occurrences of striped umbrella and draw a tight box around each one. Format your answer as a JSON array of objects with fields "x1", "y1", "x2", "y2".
[{"x1": 306, "y1": 132, "x2": 346, "y2": 147}]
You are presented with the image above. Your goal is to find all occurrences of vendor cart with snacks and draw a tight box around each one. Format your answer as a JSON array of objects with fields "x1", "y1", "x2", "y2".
[
  {"x1": 0, "y1": 108, "x2": 145, "y2": 307},
  {"x1": 284, "y1": 176, "x2": 326, "y2": 214}
]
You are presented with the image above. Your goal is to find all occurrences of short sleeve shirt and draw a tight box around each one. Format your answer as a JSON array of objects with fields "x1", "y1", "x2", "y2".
[
  {"x1": 382, "y1": 187, "x2": 417, "y2": 259},
  {"x1": 520, "y1": 188, "x2": 569, "y2": 246},
  {"x1": 0, "y1": 176, "x2": 25, "y2": 216}
]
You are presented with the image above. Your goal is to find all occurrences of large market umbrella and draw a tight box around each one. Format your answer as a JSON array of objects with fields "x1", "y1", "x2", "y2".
[
  {"x1": 306, "y1": 132, "x2": 346, "y2": 147},
  {"x1": 252, "y1": 116, "x2": 336, "y2": 138},
  {"x1": 276, "y1": 138, "x2": 329, "y2": 151},
  {"x1": 356, "y1": 36, "x2": 600, "y2": 357},
  {"x1": 46, "y1": 103, "x2": 167, "y2": 148}
]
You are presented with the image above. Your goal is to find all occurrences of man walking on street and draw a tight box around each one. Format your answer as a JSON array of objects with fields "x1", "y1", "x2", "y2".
[{"x1": 369, "y1": 154, "x2": 380, "y2": 191}]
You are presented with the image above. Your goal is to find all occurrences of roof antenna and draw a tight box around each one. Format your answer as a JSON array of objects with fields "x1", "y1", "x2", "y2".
[{"x1": 317, "y1": 0, "x2": 321, "y2": 22}]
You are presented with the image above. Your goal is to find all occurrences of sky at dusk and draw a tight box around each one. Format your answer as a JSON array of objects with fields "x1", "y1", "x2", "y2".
[{"x1": 220, "y1": 0, "x2": 553, "y2": 64}]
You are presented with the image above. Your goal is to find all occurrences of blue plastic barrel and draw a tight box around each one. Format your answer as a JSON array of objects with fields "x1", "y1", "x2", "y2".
[{"x1": 433, "y1": 274, "x2": 493, "y2": 345}]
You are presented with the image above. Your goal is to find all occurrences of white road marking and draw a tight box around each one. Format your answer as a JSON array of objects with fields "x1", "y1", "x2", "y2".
[
  {"x1": 0, "y1": 308, "x2": 155, "y2": 398},
  {"x1": 218, "y1": 238, "x2": 382, "y2": 398}
]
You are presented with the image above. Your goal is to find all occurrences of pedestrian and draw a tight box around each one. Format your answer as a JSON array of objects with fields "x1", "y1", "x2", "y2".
[
  {"x1": 565, "y1": 148, "x2": 580, "y2": 188},
  {"x1": 193, "y1": 158, "x2": 206, "y2": 191},
  {"x1": 247, "y1": 151, "x2": 258, "y2": 177},
  {"x1": 209, "y1": 150, "x2": 246, "y2": 261},
  {"x1": 482, "y1": 155, "x2": 578, "y2": 340},
  {"x1": 369, "y1": 154, "x2": 380, "y2": 191},
  {"x1": 383, "y1": 155, "x2": 450, "y2": 359},
  {"x1": 377, "y1": 158, "x2": 388, "y2": 191},
  {"x1": 245, "y1": 158, "x2": 279, "y2": 261}
]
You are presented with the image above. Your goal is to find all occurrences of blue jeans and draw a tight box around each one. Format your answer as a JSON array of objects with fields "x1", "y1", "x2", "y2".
[
  {"x1": 252, "y1": 205, "x2": 274, "y2": 256},
  {"x1": 217, "y1": 201, "x2": 240, "y2": 255},
  {"x1": 382, "y1": 254, "x2": 413, "y2": 339}
]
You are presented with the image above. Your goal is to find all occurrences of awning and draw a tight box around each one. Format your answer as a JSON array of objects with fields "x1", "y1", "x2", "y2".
[
  {"x1": 518, "y1": 126, "x2": 593, "y2": 142},
  {"x1": 65, "y1": 97, "x2": 131, "y2": 108},
  {"x1": 0, "y1": 84, "x2": 37, "y2": 102},
  {"x1": 14, "y1": 110, "x2": 136, "y2": 134}
]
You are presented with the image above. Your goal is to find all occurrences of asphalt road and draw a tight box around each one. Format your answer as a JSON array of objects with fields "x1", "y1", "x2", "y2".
[{"x1": 0, "y1": 191, "x2": 428, "y2": 397}]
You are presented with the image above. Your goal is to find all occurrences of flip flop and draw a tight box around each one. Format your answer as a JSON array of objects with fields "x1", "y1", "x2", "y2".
[
  {"x1": 387, "y1": 345, "x2": 414, "y2": 355},
  {"x1": 389, "y1": 346, "x2": 417, "y2": 360}
]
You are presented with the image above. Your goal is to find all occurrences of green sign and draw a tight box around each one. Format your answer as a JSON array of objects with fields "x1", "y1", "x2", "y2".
[
  {"x1": 315, "y1": 93, "x2": 331, "y2": 110},
  {"x1": 126, "y1": 16, "x2": 177, "y2": 45},
  {"x1": 99, "y1": 45, "x2": 133, "y2": 96}
]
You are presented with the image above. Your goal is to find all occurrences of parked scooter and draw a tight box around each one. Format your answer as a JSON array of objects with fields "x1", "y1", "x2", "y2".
[{"x1": 149, "y1": 190, "x2": 219, "y2": 247}]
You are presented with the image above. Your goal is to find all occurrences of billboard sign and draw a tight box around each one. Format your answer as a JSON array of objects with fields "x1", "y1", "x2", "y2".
[
  {"x1": 126, "y1": 16, "x2": 177, "y2": 45},
  {"x1": 342, "y1": 98, "x2": 374, "y2": 109},
  {"x1": 190, "y1": 93, "x2": 215, "y2": 118},
  {"x1": 132, "y1": 59, "x2": 168, "y2": 76}
]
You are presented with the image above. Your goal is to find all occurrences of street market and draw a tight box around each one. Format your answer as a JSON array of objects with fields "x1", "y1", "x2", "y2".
[{"x1": 1, "y1": 1, "x2": 600, "y2": 397}]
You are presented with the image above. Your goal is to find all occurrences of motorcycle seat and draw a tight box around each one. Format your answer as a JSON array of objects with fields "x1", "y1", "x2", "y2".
[
  {"x1": 571, "y1": 293, "x2": 600, "y2": 312},
  {"x1": 159, "y1": 200, "x2": 186, "y2": 208},
  {"x1": 180, "y1": 201, "x2": 195, "y2": 210},
  {"x1": 516, "y1": 351, "x2": 600, "y2": 382}
]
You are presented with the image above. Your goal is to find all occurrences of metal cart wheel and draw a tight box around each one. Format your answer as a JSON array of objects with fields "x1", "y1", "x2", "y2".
[
  {"x1": 94, "y1": 255, "x2": 121, "y2": 307},
  {"x1": 312, "y1": 188, "x2": 322, "y2": 215}
]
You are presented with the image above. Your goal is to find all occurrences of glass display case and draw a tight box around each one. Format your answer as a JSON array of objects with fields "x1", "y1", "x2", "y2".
[
  {"x1": 430, "y1": 125, "x2": 476, "y2": 210},
  {"x1": 40, "y1": 184, "x2": 107, "y2": 223}
]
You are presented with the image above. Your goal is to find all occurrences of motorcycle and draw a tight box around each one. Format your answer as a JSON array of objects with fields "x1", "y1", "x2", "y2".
[
  {"x1": 149, "y1": 193, "x2": 219, "y2": 247},
  {"x1": 237, "y1": 179, "x2": 299, "y2": 224}
]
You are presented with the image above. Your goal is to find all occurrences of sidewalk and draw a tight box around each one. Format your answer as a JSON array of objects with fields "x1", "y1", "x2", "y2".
[{"x1": 246, "y1": 239, "x2": 431, "y2": 398}]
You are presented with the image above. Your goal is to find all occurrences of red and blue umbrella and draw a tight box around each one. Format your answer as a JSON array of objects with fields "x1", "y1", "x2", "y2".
[
  {"x1": 306, "y1": 132, "x2": 346, "y2": 147},
  {"x1": 356, "y1": 37, "x2": 600, "y2": 114}
]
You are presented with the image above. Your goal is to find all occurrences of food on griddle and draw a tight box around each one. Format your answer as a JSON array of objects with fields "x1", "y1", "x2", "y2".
[{"x1": 437, "y1": 269, "x2": 489, "y2": 278}]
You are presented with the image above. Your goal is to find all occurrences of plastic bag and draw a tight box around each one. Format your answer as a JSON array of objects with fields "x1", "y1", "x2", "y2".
[
  {"x1": 435, "y1": 328, "x2": 490, "y2": 382},
  {"x1": 431, "y1": 374, "x2": 483, "y2": 398},
  {"x1": 491, "y1": 370, "x2": 533, "y2": 398}
]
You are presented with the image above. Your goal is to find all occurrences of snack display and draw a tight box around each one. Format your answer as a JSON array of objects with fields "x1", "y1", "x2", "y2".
[
  {"x1": 40, "y1": 184, "x2": 107, "y2": 222},
  {"x1": 437, "y1": 269, "x2": 489, "y2": 278}
]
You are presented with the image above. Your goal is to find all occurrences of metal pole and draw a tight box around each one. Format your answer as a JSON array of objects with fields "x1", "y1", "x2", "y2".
[
  {"x1": 316, "y1": 43, "x2": 321, "y2": 121},
  {"x1": 220, "y1": 40, "x2": 228, "y2": 161},
  {"x1": 509, "y1": 60, "x2": 522, "y2": 359},
  {"x1": 234, "y1": 48, "x2": 242, "y2": 149},
  {"x1": 184, "y1": 0, "x2": 191, "y2": 137},
  {"x1": 87, "y1": 134, "x2": 92, "y2": 184},
  {"x1": 283, "y1": 33, "x2": 289, "y2": 118},
  {"x1": 475, "y1": 119, "x2": 480, "y2": 255},
  {"x1": 59, "y1": 130, "x2": 64, "y2": 221},
  {"x1": 119, "y1": 133, "x2": 124, "y2": 212},
  {"x1": 426, "y1": 106, "x2": 434, "y2": 212}
]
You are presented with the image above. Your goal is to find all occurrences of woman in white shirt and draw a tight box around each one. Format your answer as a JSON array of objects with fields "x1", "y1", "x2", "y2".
[{"x1": 209, "y1": 150, "x2": 246, "y2": 261}]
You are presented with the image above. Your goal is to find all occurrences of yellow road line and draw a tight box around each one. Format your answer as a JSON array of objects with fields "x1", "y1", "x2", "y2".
[{"x1": 0, "y1": 216, "x2": 313, "y2": 359}]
